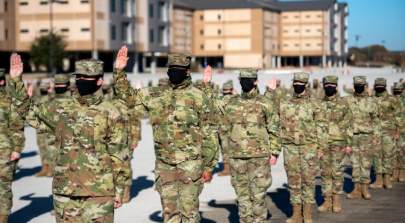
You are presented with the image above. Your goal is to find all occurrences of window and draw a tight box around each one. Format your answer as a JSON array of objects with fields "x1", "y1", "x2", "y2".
[
  {"x1": 40, "y1": 1, "x2": 48, "y2": 5},
  {"x1": 218, "y1": 44, "x2": 222, "y2": 50},
  {"x1": 81, "y1": 28, "x2": 90, "y2": 32},
  {"x1": 306, "y1": 29, "x2": 310, "y2": 32},
  {"x1": 80, "y1": 0, "x2": 89, "y2": 3},
  {"x1": 217, "y1": 14, "x2": 221, "y2": 20},
  {"x1": 121, "y1": 22, "x2": 132, "y2": 43},
  {"x1": 149, "y1": 3, "x2": 153, "y2": 18},
  {"x1": 200, "y1": 15, "x2": 204, "y2": 21},
  {"x1": 40, "y1": 29, "x2": 49, "y2": 33},
  {"x1": 19, "y1": 2, "x2": 28, "y2": 6},
  {"x1": 4, "y1": 1, "x2": 8, "y2": 12},
  {"x1": 149, "y1": 29, "x2": 154, "y2": 42},
  {"x1": 306, "y1": 43, "x2": 311, "y2": 47},
  {"x1": 158, "y1": 26, "x2": 168, "y2": 46},
  {"x1": 200, "y1": 44, "x2": 204, "y2": 50},
  {"x1": 295, "y1": 43, "x2": 299, "y2": 47},
  {"x1": 283, "y1": 30, "x2": 288, "y2": 33},
  {"x1": 295, "y1": 29, "x2": 299, "y2": 33},
  {"x1": 110, "y1": 0, "x2": 116, "y2": 13},
  {"x1": 200, "y1": 30, "x2": 204, "y2": 35},
  {"x1": 306, "y1": 15, "x2": 310, "y2": 18},
  {"x1": 61, "y1": 28, "x2": 69, "y2": 32},
  {"x1": 158, "y1": 1, "x2": 168, "y2": 21},
  {"x1": 5, "y1": 29, "x2": 8, "y2": 40},
  {"x1": 20, "y1": 29, "x2": 29, "y2": 33},
  {"x1": 120, "y1": 0, "x2": 126, "y2": 14},
  {"x1": 217, "y1": 29, "x2": 221, "y2": 35},
  {"x1": 283, "y1": 44, "x2": 288, "y2": 47},
  {"x1": 111, "y1": 25, "x2": 116, "y2": 40}
]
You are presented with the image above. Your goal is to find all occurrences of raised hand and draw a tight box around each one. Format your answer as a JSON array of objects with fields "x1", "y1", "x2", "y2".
[
  {"x1": 202, "y1": 170, "x2": 213, "y2": 183},
  {"x1": 203, "y1": 65, "x2": 212, "y2": 84},
  {"x1": 10, "y1": 53, "x2": 23, "y2": 79},
  {"x1": 27, "y1": 83, "x2": 34, "y2": 98},
  {"x1": 115, "y1": 46, "x2": 129, "y2": 71}
]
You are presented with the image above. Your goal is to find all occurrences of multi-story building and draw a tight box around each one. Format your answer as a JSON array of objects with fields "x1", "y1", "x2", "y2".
[
  {"x1": 0, "y1": 0, "x2": 348, "y2": 71},
  {"x1": 0, "y1": 0, "x2": 136, "y2": 72},
  {"x1": 134, "y1": 0, "x2": 170, "y2": 73}
]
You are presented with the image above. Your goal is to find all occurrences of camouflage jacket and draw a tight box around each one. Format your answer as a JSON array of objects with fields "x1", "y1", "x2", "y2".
[
  {"x1": 264, "y1": 86, "x2": 290, "y2": 109},
  {"x1": 30, "y1": 93, "x2": 54, "y2": 134},
  {"x1": 322, "y1": 94, "x2": 353, "y2": 146},
  {"x1": 374, "y1": 91, "x2": 400, "y2": 133},
  {"x1": 222, "y1": 89, "x2": 280, "y2": 158},
  {"x1": 399, "y1": 93, "x2": 405, "y2": 133},
  {"x1": 0, "y1": 87, "x2": 25, "y2": 154},
  {"x1": 113, "y1": 70, "x2": 219, "y2": 172},
  {"x1": 10, "y1": 77, "x2": 129, "y2": 198},
  {"x1": 279, "y1": 91, "x2": 327, "y2": 146},
  {"x1": 346, "y1": 91, "x2": 380, "y2": 137}
]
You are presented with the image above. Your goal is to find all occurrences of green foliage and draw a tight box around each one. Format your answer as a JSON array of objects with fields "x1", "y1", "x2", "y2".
[
  {"x1": 349, "y1": 45, "x2": 404, "y2": 67},
  {"x1": 30, "y1": 32, "x2": 67, "y2": 72}
]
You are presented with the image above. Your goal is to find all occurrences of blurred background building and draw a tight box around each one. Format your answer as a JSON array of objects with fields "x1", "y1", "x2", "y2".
[{"x1": 0, "y1": 0, "x2": 348, "y2": 72}]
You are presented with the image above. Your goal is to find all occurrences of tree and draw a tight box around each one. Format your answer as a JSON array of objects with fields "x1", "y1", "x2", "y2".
[{"x1": 30, "y1": 32, "x2": 67, "y2": 73}]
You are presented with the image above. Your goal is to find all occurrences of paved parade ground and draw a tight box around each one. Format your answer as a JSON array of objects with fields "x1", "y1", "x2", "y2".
[{"x1": 10, "y1": 67, "x2": 405, "y2": 222}]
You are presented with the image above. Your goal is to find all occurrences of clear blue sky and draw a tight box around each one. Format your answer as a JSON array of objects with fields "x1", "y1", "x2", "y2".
[{"x1": 342, "y1": 0, "x2": 405, "y2": 51}]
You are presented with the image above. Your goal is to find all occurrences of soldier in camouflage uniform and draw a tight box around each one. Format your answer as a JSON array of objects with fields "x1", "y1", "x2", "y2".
[
  {"x1": 221, "y1": 70, "x2": 280, "y2": 223},
  {"x1": 345, "y1": 76, "x2": 380, "y2": 199},
  {"x1": 264, "y1": 79, "x2": 289, "y2": 109},
  {"x1": 392, "y1": 82, "x2": 404, "y2": 182},
  {"x1": 395, "y1": 82, "x2": 405, "y2": 182},
  {"x1": 112, "y1": 47, "x2": 219, "y2": 223},
  {"x1": 0, "y1": 62, "x2": 26, "y2": 223},
  {"x1": 34, "y1": 82, "x2": 55, "y2": 177},
  {"x1": 10, "y1": 57, "x2": 129, "y2": 223},
  {"x1": 280, "y1": 72, "x2": 326, "y2": 223},
  {"x1": 217, "y1": 80, "x2": 234, "y2": 176},
  {"x1": 370, "y1": 78, "x2": 400, "y2": 189},
  {"x1": 317, "y1": 75, "x2": 353, "y2": 214}
]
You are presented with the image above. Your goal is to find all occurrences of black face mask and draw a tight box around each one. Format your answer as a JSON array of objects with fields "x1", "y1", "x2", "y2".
[
  {"x1": 40, "y1": 89, "x2": 48, "y2": 95},
  {"x1": 54, "y1": 86, "x2": 69, "y2": 94},
  {"x1": 354, "y1": 84, "x2": 365, "y2": 94},
  {"x1": 393, "y1": 90, "x2": 402, "y2": 95},
  {"x1": 167, "y1": 68, "x2": 188, "y2": 85},
  {"x1": 324, "y1": 86, "x2": 337, "y2": 97},
  {"x1": 240, "y1": 78, "x2": 256, "y2": 93},
  {"x1": 223, "y1": 92, "x2": 232, "y2": 96},
  {"x1": 293, "y1": 84, "x2": 306, "y2": 94},
  {"x1": 76, "y1": 78, "x2": 100, "y2": 96},
  {"x1": 374, "y1": 86, "x2": 386, "y2": 94}
]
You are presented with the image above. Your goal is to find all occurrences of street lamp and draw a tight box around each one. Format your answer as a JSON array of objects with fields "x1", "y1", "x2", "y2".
[{"x1": 49, "y1": 0, "x2": 65, "y2": 76}]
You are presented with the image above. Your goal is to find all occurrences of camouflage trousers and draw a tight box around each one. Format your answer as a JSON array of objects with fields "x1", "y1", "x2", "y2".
[
  {"x1": 53, "y1": 194, "x2": 114, "y2": 223},
  {"x1": 155, "y1": 159, "x2": 204, "y2": 223},
  {"x1": 284, "y1": 144, "x2": 317, "y2": 205},
  {"x1": 218, "y1": 134, "x2": 230, "y2": 164},
  {"x1": 373, "y1": 132, "x2": 396, "y2": 175},
  {"x1": 351, "y1": 134, "x2": 373, "y2": 183},
  {"x1": 124, "y1": 148, "x2": 134, "y2": 187},
  {"x1": 399, "y1": 134, "x2": 405, "y2": 169},
  {"x1": 0, "y1": 150, "x2": 16, "y2": 215},
  {"x1": 230, "y1": 157, "x2": 271, "y2": 223},
  {"x1": 320, "y1": 144, "x2": 346, "y2": 196},
  {"x1": 37, "y1": 132, "x2": 57, "y2": 168}
]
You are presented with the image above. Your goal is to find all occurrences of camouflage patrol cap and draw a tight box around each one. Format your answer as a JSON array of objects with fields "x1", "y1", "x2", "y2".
[
  {"x1": 40, "y1": 82, "x2": 51, "y2": 90},
  {"x1": 0, "y1": 68, "x2": 5, "y2": 78},
  {"x1": 168, "y1": 54, "x2": 191, "y2": 68},
  {"x1": 393, "y1": 82, "x2": 403, "y2": 90},
  {"x1": 353, "y1": 76, "x2": 367, "y2": 85},
  {"x1": 374, "y1": 77, "x2": 387, "y2": 86},
  {"x1": 222, "y1": 80, "x2": 234, "y2": 90},
  {"x1": 239, "y1": 69, "x2": 258, "y2": 79},
  {"x1": 74, "y1": 59, "x2": 104, "y2": 76},
  {"x1": 323, "y1": 75, "x2": 338, "y2": 85},
  {"x1": 293, "y1": 72, "x2": 309, "y2": 83},
  {"x1": 54, "y1": 74, "x2": 70, "y2": 84}
]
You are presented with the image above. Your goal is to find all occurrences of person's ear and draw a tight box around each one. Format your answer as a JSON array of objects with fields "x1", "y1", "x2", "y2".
[{"x1": 97, "y1": 77, "x2": 104, "y2": 86}]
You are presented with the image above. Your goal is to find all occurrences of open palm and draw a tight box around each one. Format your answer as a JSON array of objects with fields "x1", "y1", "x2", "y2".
[{"x1": 10, "y1": 53, "x2": 23, "y2": 79}]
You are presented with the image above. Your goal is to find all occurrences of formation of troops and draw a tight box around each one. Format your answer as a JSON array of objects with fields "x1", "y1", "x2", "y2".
[{"x1": 0, "y1": 45, "x2": 404, "y2": 223}]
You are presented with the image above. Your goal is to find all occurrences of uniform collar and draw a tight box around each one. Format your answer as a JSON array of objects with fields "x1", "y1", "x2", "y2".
[
  {"x1": 75, "y1": 88, "x2": 103, "y2": 106},
  {"x1": 241, "y1": 88, "x2": 259, "y2": 99}
]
